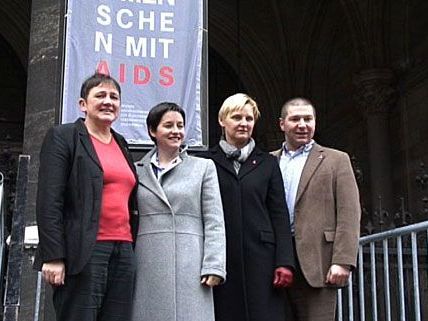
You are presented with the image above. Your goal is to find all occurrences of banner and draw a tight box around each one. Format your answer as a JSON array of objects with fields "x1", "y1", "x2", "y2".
[{"x1": 61, "y1": 0, "x2": 206, "y2": 146}]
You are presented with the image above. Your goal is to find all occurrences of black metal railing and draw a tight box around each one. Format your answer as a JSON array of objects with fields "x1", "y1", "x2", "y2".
[
  {"x1": 0, "y1": 172, "x2": 6, "y2": 300},
  {"x1": 2, "y1": 156, "x2": 30, "y2": 321}
]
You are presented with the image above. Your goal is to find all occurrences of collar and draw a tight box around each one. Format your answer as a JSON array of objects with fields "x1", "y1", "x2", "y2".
[
  {"x1": 150, "y1": 151, "x2": 181, "y2": 171},
  {"x1": 137, "y1": 145, "x2": 188, "y2": 166},
  {"x1": 282, "y1": 139, "x2": 315, "y2": 156}
]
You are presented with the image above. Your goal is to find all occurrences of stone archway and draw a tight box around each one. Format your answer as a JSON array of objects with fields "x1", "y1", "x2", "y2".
[
  {"x1": 0, "y1": 2, "x2": 31, "y2": 69},
  {"x1": 0, "y1": 35, "x2": 27, "y2": 150},
  {"x1": 0, "y1": 1, "x2": 31, "y2": 152}
]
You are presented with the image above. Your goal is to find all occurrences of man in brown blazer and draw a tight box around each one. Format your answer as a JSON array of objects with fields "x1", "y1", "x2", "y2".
[{"x1": 272, "y1": 97, "x2": 361, "y2": 321}]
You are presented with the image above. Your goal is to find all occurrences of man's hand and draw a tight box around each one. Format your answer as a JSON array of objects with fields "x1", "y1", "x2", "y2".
[
  {"x1": 273, "y1": 267, "x2": 294, "y2": 288},
  {"x1": 42, "y1": 260, "x2": 65, "y2": 286},
  {"x1": 325, "y1": 264, "x2": 350, "y2": 286},
  {"x1": 201, "y1": 275, "x2": 222, "y2": 288}
]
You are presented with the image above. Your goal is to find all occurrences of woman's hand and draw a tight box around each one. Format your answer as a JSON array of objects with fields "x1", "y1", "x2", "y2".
[
  {"x1": 42, "y1": 260, "x2": 65, "y2": 286},
  {"x1": 273, "y1": 266, "x2": 294, "y2": 288},
  {"x1": 201, "y1": 275, "x2": 222, "y2": 288}
]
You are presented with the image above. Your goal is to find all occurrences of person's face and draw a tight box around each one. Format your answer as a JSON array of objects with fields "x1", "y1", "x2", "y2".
[
  {"x1": 279, "y1": 104, "x2": 316, "y2": 151},
  {"x1": 79, "y1": 82, "x2": 120, "y2": 126},
  {"x1": 219, "y1": 104, "x2": 255, "y2": 149},
  {"x1": 150, "y1": 111, "x2": 185, "y2": 153}
]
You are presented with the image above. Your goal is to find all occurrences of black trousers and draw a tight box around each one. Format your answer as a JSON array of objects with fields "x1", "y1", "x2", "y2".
[{"x1": 53, "y1": 241, "x2": 136, "y2": 321}]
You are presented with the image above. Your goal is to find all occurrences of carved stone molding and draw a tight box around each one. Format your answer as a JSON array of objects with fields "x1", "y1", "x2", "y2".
[{"x1": 353, "y1": 68, "x2": 397, "y2": 115}]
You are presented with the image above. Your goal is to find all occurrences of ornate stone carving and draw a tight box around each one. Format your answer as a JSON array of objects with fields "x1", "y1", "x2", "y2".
[{"x1": 353, "y1": 68, "x2": 397, "y2": 115}]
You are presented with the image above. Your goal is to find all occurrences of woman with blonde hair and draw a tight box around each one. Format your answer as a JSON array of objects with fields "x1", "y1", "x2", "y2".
[{"x1": 199, "y1": 93, "x2": 295, "y2": 321}]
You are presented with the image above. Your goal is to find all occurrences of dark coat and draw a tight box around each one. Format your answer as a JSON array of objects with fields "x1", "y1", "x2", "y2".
[
  {"x1": 34, "y1": 118, "x2": 138, "y2": 275},
  {"x1": 199, "y1": 145, "x2": 295, "y2": 321}
]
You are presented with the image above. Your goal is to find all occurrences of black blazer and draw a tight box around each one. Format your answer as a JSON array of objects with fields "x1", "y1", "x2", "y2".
[{"x1": 34, "y1": 118, "x2": 138, "y2": 275}]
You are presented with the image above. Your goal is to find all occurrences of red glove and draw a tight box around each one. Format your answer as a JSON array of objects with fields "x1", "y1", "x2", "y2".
[{"x1": 273, "y1": 267, "x2": 294, "y2": 288}]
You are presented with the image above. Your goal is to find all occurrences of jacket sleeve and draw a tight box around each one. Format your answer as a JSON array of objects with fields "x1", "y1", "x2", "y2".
[
  {"x1": 200, "y1": 159, "x2": 227, "y2": 281},
  {"x1": 36, "y1": 126, "x2": 71, "y2": 264},
  {"x1": 266, "y1": 158, "x2": 295, "y2": 270},
  {"x1": 331, "y1": 152, "x2": 361, "y2": 269}
]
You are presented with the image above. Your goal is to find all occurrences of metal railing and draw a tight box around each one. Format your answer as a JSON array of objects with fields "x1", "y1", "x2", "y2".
[
  {"x1": 337, "y1": 221, "x2": 428, "y2": 321},
  {"x1": 0, "y1": 172, "x2": 6, "y2": 297},
  {"x1": 3, "y1": 155, "x2": 30, "y2": 321}
]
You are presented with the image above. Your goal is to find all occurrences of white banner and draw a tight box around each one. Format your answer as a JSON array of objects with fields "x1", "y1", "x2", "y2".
[{"x1": 61, "y1": 0, "x2": 206, "y2": 146}]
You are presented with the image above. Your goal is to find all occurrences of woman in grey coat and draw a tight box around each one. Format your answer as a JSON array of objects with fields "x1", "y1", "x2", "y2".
[{"x1": 131, "y1": 102, "x2": 226, "y2": 321}]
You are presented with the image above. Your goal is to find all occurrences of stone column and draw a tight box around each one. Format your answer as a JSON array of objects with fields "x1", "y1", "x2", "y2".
[
  {"x1": 21, "y1": 0, "x2": 65, "y2": 320},
  {"x1": 354, "y1": 69, "x2": 397, "y2": 220}
]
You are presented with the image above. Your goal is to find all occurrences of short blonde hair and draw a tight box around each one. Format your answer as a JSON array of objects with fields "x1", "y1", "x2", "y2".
[{"x1": 218, "y1": 93, "x2": 261, "y2": 122}]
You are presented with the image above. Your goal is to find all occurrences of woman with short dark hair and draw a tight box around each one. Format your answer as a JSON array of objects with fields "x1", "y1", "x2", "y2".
[
  {"x1": 34, "y1": 73, "x2": 138, "y2": 321},
  {"x1": 131, "y1": 102, "x2": 226, "y2": 321}
]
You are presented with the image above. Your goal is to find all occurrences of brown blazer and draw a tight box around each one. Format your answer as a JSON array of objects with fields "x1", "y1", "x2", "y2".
[{"x1": 272, "y1": 143, "x2": 361, "y2": 288}]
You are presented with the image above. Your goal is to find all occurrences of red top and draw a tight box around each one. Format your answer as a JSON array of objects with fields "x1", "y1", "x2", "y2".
[{"x1": 91, "y1": 135, "x2": 135, "y2": 242}]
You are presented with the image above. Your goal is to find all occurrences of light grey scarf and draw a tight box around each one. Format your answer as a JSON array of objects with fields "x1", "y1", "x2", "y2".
[{"x1": 219, "y1": 138, "x2": 256, "y2": 173}]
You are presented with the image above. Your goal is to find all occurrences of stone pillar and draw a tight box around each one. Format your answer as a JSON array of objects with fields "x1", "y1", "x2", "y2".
[
  {"x1": 354, "y1": 69, "x2": 397, "y2": 219},
  {"x1": 21, "y1": 0, "x2": 65, "y2": 320}
]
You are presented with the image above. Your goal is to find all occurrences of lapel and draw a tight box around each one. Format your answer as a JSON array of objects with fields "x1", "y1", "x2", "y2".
[
  {"x1": 76, "y1": 118, "x2": 102, "y2": 170},
  {"x1": 135, "y1": 148, "x2": 172, "y2": 208},
  {"x1": 295, "y1": 143, "x2": 325, "y2": 205},
  {"x1": 209, "y1": 145, "x2": 237, "y2": 177},
  {"x1": 238, "y1": 147, "x2": 265, "y2": 179}
]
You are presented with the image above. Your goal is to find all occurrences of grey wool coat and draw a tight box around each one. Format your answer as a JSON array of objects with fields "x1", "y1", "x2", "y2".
[{"x1": 131, "y1": 147, "x2": 226, "y2": 321}]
